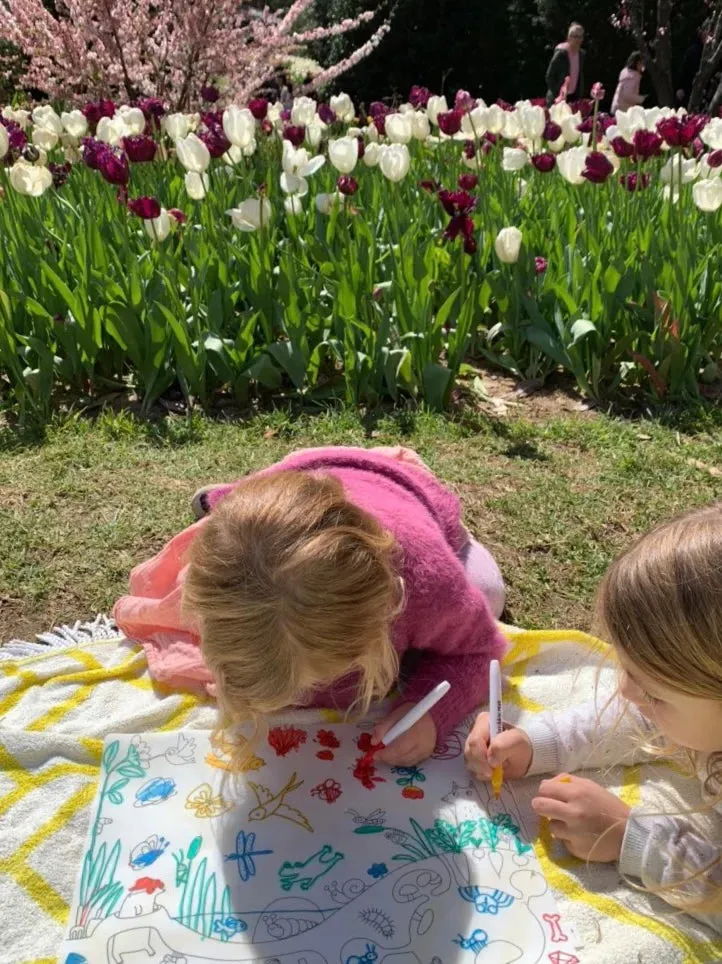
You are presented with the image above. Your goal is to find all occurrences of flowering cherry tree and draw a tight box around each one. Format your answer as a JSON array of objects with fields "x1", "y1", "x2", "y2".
[{"x1": 1, "y1": 0, "x2": 389, "y2": 107}]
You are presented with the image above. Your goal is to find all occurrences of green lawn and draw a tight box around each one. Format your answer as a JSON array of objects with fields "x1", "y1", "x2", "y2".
[{"x1": 1, "y1": 404, "x2": 720, "y2": 642}]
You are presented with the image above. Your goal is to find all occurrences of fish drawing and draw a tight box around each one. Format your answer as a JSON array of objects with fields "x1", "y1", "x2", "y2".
[
  {"x1": 213, "y1": 916, "x2": 248, "y2": 940},
  {"x1": 129, "y1": 835, "x2": 170, "y2": 870},
  {"x1": 133, "y1": 777, "x2": 177, "y2": 808},
  {"x1": 247, "y1": 772, "x2": 313, "y2": 832}
]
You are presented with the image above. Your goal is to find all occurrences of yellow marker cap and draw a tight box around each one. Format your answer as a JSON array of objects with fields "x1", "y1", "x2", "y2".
[
  {"x1": 558, "y1": 775, "x2": 572, "y2": 784},
  {"x1": 491, "y1": 764, "x2": 503, "y2": 798}
]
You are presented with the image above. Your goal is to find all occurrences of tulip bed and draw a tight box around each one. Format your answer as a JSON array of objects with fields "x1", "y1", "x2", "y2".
[{"x1": 1, "y1": 93, "x2": 722, "y2": 419}]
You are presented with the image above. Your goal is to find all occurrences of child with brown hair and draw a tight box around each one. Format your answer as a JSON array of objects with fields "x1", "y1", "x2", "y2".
[
  {"x1": 465, "y1": 502, "x2": 722, "y2": 932},
  {"x1": 114, "y1": 446, "x2": 507, "y2": 766}
]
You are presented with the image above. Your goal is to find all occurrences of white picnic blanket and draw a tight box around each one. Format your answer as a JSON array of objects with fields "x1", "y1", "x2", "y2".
[{"x1": 1, "y1": 623, "x2": 720, "y2": 964}]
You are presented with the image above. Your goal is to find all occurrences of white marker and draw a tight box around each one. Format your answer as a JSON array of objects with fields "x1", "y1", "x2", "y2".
[
  {"x1": 489, "y1": 659, "x2": 503, "y2": 797},
  {"x1": 381, "y1": 680, "x2": 451, "y2": 749}
]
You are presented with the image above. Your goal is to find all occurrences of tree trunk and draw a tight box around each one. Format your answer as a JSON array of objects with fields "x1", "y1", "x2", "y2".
[
  {"x1": 688, "y1": 9, "x2": 722, "y2": 113},
  {"x1": 709, "y1": 76, "x2": 722, "y2": 117},
  {"x1": 626, "y1": 0, "x2": 676, "y2": 107}
]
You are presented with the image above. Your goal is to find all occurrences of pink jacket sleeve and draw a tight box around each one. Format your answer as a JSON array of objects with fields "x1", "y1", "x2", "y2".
[{"x1": 399, "y1": 567, "x2": 508, "y2": 739}]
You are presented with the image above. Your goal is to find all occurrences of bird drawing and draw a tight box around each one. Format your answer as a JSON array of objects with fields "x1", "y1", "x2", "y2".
[{"x1": 247, "y1": 772, "x2": 314, "y2": 832}]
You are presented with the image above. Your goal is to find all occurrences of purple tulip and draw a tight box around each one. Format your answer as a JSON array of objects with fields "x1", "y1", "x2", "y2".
[
  {"x1": 168, "y1": 208, "x2": 188, "y2": 224},
  {"x1": 534, "y1": 256, "x2": 548, "y2": 274},
  {"x1": 280, "y1": 108, "x2": 292, "y2": 122},
  {"x1": 98, "y1": 149, "x2": 130, "y2": 186},
  {"x1": 543, "y1": 120, "x2": 562, "y2": 142},
  {"x1": 619, "y1": 172, "x2": 650, "y2": 192},
  {"x1": 582, "y1": 151, "x2": 614, "y2": 184},
  {"x1": 409, "y1": 85, "x2": 432, "y2": 108},
  {"x1": 82, "y1": 137, "x2": 109, "y2": 170},
  {"x1": 438, "y1": 189, "x2": 476, "y2": 217},
  {"x1": 657, "y1": 115, "x2": 706, "y2": 148},
  {"x1": 458, "y1": 173, "x2": 478, "y2": 190},
  {"x1": 632, "y1": 129, "x2": 663, "y2": 160},
  {"x1": 337, "y1": 175, "x2": 358, "y2": 196},
  {"x1": 317, "y1": 103, "x2": 337, "y2": 125},
  {"x1": 48, "y1": 162, "x2": 72, "y2": 189},
  {"x1": 419, "y1": 179, "x2": 440, "y2": 193},
  {"x1": 138, "y1": 98, "x2": 166, "y2": 123},
  {"x1": 437, "y1": 109, "x2": 463, "y2": 136},
  {"x1": 82, "y1": 99, "x2": 116, "y2": 130},
  {"x1": 248, "y1": 98, "x2": 269, "y2": 120},
  {"x1": 0, "y1": 117, "x2": 27, "y2": 152},
  {"x1": 708, "y1": 149, "x2": 722, "y2": 168},
  {"x1": 123, "y1": 135, "x2": 157, "y2": 163},
  {"x1": 201, "y1": 85, "x2": 220, "y2": 103},
  {"x1": 356, "y1": 136, "x2": 365, "y2": 159},
  {"x1": 199, "y1": 127, "x2": 231, "y2": 159},
  {"x1": 283, "y1": 125, "x2": 306, "y2": 148},
  {"x1": 128, "y1": 196, "x2": 162, "y2": 219},
  {"x1": 531, "y1": 152, "x2": 556, "y2": 173},
  {"x1": 455, "y1": 89, "x2": 474, "y2": 112},
  {"x1": 611, "y1": 136, "x2": 635, "y2": 159}
]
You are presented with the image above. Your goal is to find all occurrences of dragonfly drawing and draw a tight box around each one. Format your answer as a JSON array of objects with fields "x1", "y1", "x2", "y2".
[{"x1": 225, "y1": 830, "x2": 273, "y2": 882}]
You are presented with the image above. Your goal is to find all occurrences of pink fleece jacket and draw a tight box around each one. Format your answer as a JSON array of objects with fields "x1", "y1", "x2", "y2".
[{"x1": 114, "y1": 446, "x2": 507, "y2": 739}]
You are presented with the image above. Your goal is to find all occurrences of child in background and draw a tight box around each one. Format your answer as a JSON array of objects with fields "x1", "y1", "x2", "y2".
[
  {"x1": 465, "y1": 503, "x2": 722, "y2": 933},
  {"x1": 115, "y1": 446, "x2": 507, "y2": 765}
]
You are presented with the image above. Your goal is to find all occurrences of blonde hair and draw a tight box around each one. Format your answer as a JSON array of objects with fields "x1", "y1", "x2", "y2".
[
  {"x1": 183, "y1": 469, "x2": 402, "y2": 763},
  {"x1": 596, "y1": 501, "x2": 722, "y2": 912}
]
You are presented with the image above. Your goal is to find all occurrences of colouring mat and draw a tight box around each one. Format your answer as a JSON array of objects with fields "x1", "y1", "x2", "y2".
[{"x1": 59, "y1": 725, "x2": 578, "y2": 964}]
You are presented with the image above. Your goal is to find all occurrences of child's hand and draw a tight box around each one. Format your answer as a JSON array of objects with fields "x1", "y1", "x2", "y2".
[
  {"x1": 532, "y1": 775, "x2": 630, "y2": 862},
  {"x1": 372, "y1": 703, "x2": 437, "y2": 766},
  {"x1": 464, "y1": 712, "x2": 533, "y2": 780}
]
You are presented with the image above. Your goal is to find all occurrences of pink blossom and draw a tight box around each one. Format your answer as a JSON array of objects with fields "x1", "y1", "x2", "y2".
[{"x1": 591, "y1": 82, "x2": 605, "y2": 101}]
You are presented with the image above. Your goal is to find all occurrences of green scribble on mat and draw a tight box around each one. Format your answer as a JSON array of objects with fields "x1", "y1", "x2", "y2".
[
  {"x1": 279, "y1": 844, "x2": 345, "y2": 891},
  {"x1": 173, "y1": 835, "x2": 233, "y2": 938},
  {"x1": 354, "y1": 814, "x2": 532, "y2": 862}
]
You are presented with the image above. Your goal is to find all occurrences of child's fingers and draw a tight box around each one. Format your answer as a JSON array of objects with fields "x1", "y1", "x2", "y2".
[
  {"x1": 537, "y1": 776, "x2": 575, "y2": 801},
  {"x1": 487, "y1": 729, "x2": 522, "y2": 768},
  {"x1": 464, "y1": 712, "x2": 490, "y2": 756},
  {"x1": 531, "y1": 796, "x2": 572, "y2": 822}
]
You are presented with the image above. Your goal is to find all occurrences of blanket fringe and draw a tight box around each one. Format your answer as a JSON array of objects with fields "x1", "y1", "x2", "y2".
[{"x1": 0, "y1": 613, "x2": 119, "y2": 661}]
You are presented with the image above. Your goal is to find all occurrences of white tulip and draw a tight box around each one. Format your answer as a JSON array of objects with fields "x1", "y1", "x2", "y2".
[
  {"x1": 9, "y1": 161, "x2": 53, "y2": 196},
  {"x1": 97, "y1": 114, "x2": 131, "y2": 146},
  {"x1": 615, "y1": 106, "x2": 646, "y2": 143},
  {"x1": 518, "y1": 104, "x2": 545, "y2": 141},
  {"x1": 3, "y1": 106, "x2": 30, "y2": 128},
  {"x1": 379, "y1": 143, "x2": 410, "y2": 182},
  {"x1": 700, "y1": 154, "x2": 722, "y2": 179},
  {"x1": 118, "y1": 106, "x2": 145, "y2": 136},
  {"x1": 307, "y1": 120, "x2": 325, "y2": 149},
  {"x1": 643, "y1": 106, "x2": 664, "y2": 130},
  {"x1": 399, "y1": 103, "x2": 415, "y2": 115},
  {"x1": 692, "y1": 178, "x2": 722, "y2": 212},
  {"x1": 328, "y1": 136, "x2": 358, "y2": 174},
  {"x1": 494, "y1": 226, "x2": 523, "y2": 264},
  {"x1": 280, "y1": 141, "x2": 324, "y2": 196},
  {"x1": 411, "y1": 111, "x2": 431, "y2": 140},
  {"x1": 502, "y1": 147, "x2": 528, "y2": 172},
  {"x1": 185, "y1": 171, "x2": 209, "y2": 200},
  {"x1": 32, "y1": 104, "x2": 63, "y2": 135},
  {"x1": 385, "y1": 113, "x2": 413, "y2": 145},
  {"x1": 548, "y1": 134, "x2": 566, "y2": 154},
  {"x1": 61, "y1": 110, "x2": 88, "y2": 138},
  {"x1": 330, "y1": 92, "x2": 355, "y2": 123},
  {"x1": 484, "y1": 103, "x2": 505, "y2": 134},
  {"x1": 267, "y1": 103, "x2": 284, "y2": 129},
  {"x1": 175, "y1": 133, "x2": 211, "y2": 173},
  {"x1": 561, "y1": 113, "x2": 582, "y2": 144},
  {"x1": 364, "y1": 123, "x2": 380, "y2": 143},
  {"x1": 701, "y1": 118, "x2": 722, "y2": 150},
  {"x1": 284, "y1": 195, "x2": 304, "y2": 216},
  {"x1": 242, "y1": 137, "x2": 257, "y2": 157},
  {"x1": 315, "y1": 192, "x2": 345, "y2": 215},
  {"x1": 517, "y1": 178, "x2": 529, "y2": 199},
  {"x1": 291, "y1": 96, "x2": 317, "y2": 127},
  {"x1": 227, "y1": 198, "x2": 272, "y2": 231},
  {"x1": 32, "y1": 127, "x2": 59, "y2": 151},
  {"x1": 0, "y1": 124, "x2": 8, "y2": 160},
  {"x1": 660, "y1": 156, "x2": 698, "y2": 184},
  {"x1": 145, "y1": 209, "x2": 171, "y2": 242},
  {"x1": 502, "y1": 111, "x2": 521, "y2": 140},
  {"x1": 363, "y1": 142, "x2": 381, "y2": 167},
  {"x1": 549, "y1": 101, "x2": 572, "y2": 125},
  {"x1": 556, "y1": 146, "x2": 589, "y2": 185},
  {"x1": 223, "y1": 144, "x2": 244, "y2": 166},
  {"x1": 427, "y1": 95, "x2": 449, "y2": 126},
  {"x1": 461, "y1": 106, "x2": 488, "y2": 138},
  {"x1": 164, "y1": 112, "x2": 192, "y2": 141},
  {"x1": 223, "y1": 106, "x2": 255, "y2": 149}
]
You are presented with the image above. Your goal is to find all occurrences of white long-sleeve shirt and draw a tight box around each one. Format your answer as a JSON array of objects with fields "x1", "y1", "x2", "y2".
[{"x1": 524, "y1": 698, "x2": 722, "y2": 934}]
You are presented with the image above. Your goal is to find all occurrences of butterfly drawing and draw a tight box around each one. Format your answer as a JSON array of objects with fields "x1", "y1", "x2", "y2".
[
  {"x1": 225, "y1": 830, "x2": 273, "y2": 882},
  {"x1": 184, "y1": 783, "x2": 233, "y2": 819},
  {"x1": 346, "y1": 808, "x2": 386, "y2": 827}
]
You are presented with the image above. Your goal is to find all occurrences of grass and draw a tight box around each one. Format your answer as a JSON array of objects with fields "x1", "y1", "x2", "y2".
[{"x1": 0, "y1": 403, "x2": 721, "y2": 642}]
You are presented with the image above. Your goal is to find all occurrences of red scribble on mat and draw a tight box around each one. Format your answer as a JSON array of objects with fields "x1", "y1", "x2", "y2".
[
  {"x1": 352, "y1": 734, "x2": 385, "y2": 790},
  {"x1": 310, "y1": 778, "x2": 343, "y2": 803},
  {"x1": 315, "y1": 729, "x2": 340, "y2": 749},
  {"x1": 316, "y1": 749, "x2": 335, "y2": 761},
  {"x1": 542, "y1": 913, "x2": 568, "y2": 943},
  {"x1": 401, "y1": 786, "x2": 425, "y2": 800},
  {"x1": 547, "y1": 953, "x2": 579, "y2": 964},
  {"x1": 430, "y1": 730, "x2": 464, "y2": 760},
  {"x1": 129, "y1": 877, "x2": 165, "y2": 895},
  {"x1": 267, "y1": 726, "x2": 307, "y2": 757}
]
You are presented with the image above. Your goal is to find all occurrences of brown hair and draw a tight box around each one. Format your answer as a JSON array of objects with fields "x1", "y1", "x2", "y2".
[
  {"x1": 596, "y1": 502, "x2": 722, "y2": 912},
  {"x1": 183, "y1": 470, "x2": 402, "y2": 763}
]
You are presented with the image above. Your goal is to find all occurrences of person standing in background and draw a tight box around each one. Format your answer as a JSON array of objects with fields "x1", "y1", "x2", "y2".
[
  {"x1": 612, "y1": 51, "x2": 647, "y2": 114},
  {"x1": 546, "y1": 23, "x2": 586, "y2": 104}
]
